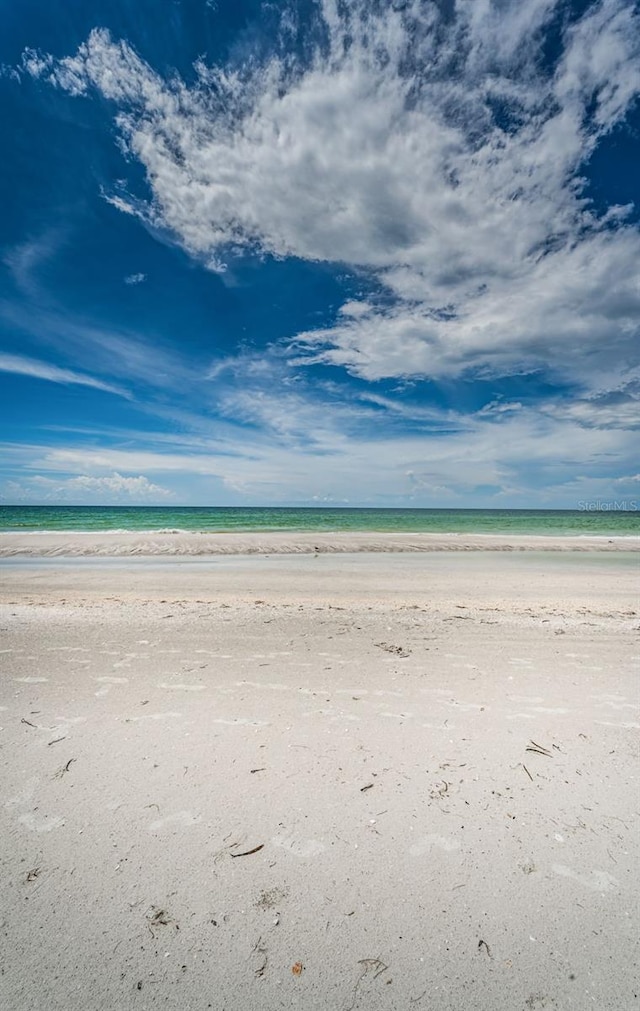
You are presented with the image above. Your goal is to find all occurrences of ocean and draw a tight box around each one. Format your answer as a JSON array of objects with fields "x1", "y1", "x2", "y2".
[{"x1": 0, "y1": 505, "x2": 638, "y2": 536}]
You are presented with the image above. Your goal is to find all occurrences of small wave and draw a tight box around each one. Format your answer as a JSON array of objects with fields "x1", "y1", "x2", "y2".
[
  {"x1": 0, "y1": 527, "x2": 194, "y2": 536},
  {"x1": 146, "y1": 528, "x2": 192, "y2": 535}
]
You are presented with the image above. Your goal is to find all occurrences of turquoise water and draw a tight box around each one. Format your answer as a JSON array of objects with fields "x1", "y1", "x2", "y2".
[{"x1": 0, "y1": 506, "x2": 638, "y2": 535}]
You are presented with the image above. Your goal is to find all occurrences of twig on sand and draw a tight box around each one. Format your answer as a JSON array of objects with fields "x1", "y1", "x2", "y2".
[
  {"x1": 48, "y1": 736, "x2": 66, "y2": 746},
  {"x1": 522, "y1": 763, "x2": 533, "y2": 781},
  {"x1": 478, "y1": 939, "x2": 493, "y2": 958},
  {"x1": 54, "y1": 758, "x2": 76, "y2": 779},
  {"x1": 21, "y1": 718, "x2": 37, "y2": 728},
  {"x1": 526, "y1": 740, "x2": 553, "y2": 757},
  {"x1": 231, "y1": 844, "x2": 264, "y2": 858}
]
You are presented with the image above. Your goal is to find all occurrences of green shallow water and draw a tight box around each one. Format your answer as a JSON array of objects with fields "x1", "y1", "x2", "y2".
[{"x1": 0, "y1": 506, "x2": 638, "y2": 536}]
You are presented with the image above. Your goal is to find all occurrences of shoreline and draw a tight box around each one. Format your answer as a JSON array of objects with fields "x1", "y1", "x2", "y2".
[{"x1": 0, "y1": 529, "x2": 638, "y2": 557}]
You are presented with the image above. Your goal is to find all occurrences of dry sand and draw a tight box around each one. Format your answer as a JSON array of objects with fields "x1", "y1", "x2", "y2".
[{"x1": 0, "y1": 549, "x2": 638, "y2": 1010}]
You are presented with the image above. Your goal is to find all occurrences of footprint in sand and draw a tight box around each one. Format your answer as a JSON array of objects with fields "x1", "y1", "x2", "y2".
[
  {"x1": 212, "y1": 717, "x2": 269, "y2": 727},
  {"x1": 410, "y1": 834, "x2": 461, "y2": 856},
  {"x1": 95, "y1": 676, "x2": 129, "y2": 698},
  {"x1": 148, "y1": 811, "x2": 201, "y2": 832},
  {"x1": 5, "y1": 776, "x2": 39, "y2": 808},
  {"x1": 127, "y1": 711, "x2": 182, "y2": 722},
  {"x1": 552, "y1": 864, "x2": 619, "y2": 893},
  {"x1": 272, "y1": 835, "x2": 325, "y2": 858},
  {"x1": 237, "y1": 681, "x2": 289, "y2": 691},
  {"x1": 18, "y1": 812, "x2": 65, "y2": 832},
  {"x1": 158, "y1": 683, "x2": 206, "y2": 692},
  {"x1": 531, "y1": 707, "x2": 569, "y2": 714},
  {"x1": 595, "y1": 720, "x2": 640, "y2": 729}
]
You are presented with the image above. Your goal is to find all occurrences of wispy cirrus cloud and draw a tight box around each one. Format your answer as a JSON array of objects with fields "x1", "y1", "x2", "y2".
[
  {"x1": 2, "y1": 388, "x2": 636, "y2": 506},
  {"x1": 22, "y1": 0, "x2": 640, "y2": 395},
  {"x1": 0, "y1": 352, "x2": 130, "y2": 398}
]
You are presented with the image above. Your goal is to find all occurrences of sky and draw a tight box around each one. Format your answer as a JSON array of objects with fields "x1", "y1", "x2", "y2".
[{"x1": 0, "y1": 0, "x2": 639, "y2": 508}]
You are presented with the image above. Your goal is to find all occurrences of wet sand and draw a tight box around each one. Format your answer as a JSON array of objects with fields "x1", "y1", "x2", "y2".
[
  {"x1": 0, "y1": 552, "x2": 638, "y2": 1010},
  {"x1": 0, "y1": 530, "x2": 638, "y2": 556}
]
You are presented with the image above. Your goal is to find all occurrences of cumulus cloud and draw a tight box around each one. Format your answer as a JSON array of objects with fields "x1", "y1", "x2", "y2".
[
  {"x1": 29, "y1": 471, "x2": 172, "y2": 502},
  {"x1": 22, "y1": 0, "x2": 640, "y2": 392},
  {"x1": 124, "y1": 272, "x2": 146, "y2": 285}
]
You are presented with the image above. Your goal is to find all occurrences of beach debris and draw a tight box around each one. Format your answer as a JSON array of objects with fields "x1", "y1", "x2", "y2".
[
  {"x1": 358, "y1": 959, "x2": 389, "y2": 979},
  {"x1": 526, "y1": 740, "x2": 553, "y2": 758},
  {"x1": 48, "y1": 736, "x2": 66, "y2": 746},
  {"x1": 252, "y1": 936, "x2": 268, "y2": 978},
  {"x1": 292, "y1": 962, "x2": 304, "y2": 976},
  {"x1": 430, "y1": 780, "x2": 449, "y2": 799},
  {"x1": 250, "y1": 768, "x2": 266, "y2": 774},
  {"x1": 149, "y1": 907, "x2": 171, "y2": 926},
  {"x1": 478, "y1": 939, "x2": 493, "y2": 958},
  {"x1": 231, "y1": 844, "x2": 264, "y2": 858},
  {"x1": 21, "y1": 718, "x2": 37, "y2": 728},
  {"x1": 54, "y1": 758, "x2": 76, "y2": 779},
  {"x1": 521, "y1": 860, "x2": 537, "y2": 875},
  {"x1": 256, "y1": 886, "x2": 288, "y2": 910},
  {"x1": 347, "y1": 958, "x2": 390, "y2": 1009},
  {"x1": 360, "y1": 783, "x2": 374, "y2": 792},
  {"x1": 525, "y1": 995, "x2": 556, "y2": 1010},
  {"x1": 522, "y1": 763, "x2": 534, "y2": 781},
  {"x1": 26, "y1": 868, "x2": 40, "y2": 882},
  {"x1": 214, "y1": 839, "x2": 243, "y2": 864},
  {"x1": 146, "y1": 906, "x2": 177, "y2": 937},
  {"x1": 375, "y1": 642, "x2": 410, "y2": 657}
]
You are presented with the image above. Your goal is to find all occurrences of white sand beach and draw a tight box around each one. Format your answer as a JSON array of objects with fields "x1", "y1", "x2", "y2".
[{"x1": 1, "y1": 548, "x2": 638, "y2": 1010}]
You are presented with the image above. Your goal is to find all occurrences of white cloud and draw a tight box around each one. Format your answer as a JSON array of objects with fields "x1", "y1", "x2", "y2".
[
  {"x1": 124, "y1": 272, "x2": 147, "y2": 285},
  {"x1": 0, "y1": 352, "x2": 130, "y2": 398},
  {"x1": 103, "y1": 193, "x2": 139, "y2": 216},
  {"x1": 22, "y1": 1, "x2": 640, "y2": 393},
  {"x1": 29, "y1": 472, "x2": 172, "y2": 502},
  {"x1": 541, "y1": 380, "x2": 640, "y2": 428},
  {"x1": 1, "y1": 386, "x2": 634, "y2": 506},
  {"x1": 1, "y1": 470, "x2": 172, "y2": 503}
]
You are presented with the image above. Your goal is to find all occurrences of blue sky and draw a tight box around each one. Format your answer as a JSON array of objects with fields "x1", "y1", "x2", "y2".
[{"x1": 0, "y1": 0, "x2": 638, "y2": 507}]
